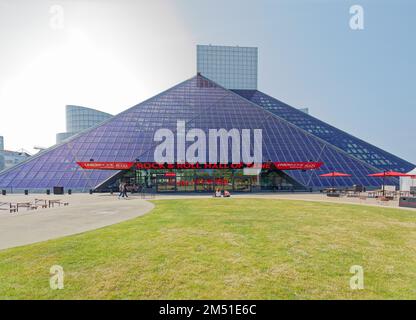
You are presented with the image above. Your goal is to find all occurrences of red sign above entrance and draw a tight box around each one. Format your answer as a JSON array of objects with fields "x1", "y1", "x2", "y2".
[
  {"x1": 273, "y1": 162, "x2": 323, "y2": 170},
  {"x1": 77, "y1": 161, "x2": 323, "y2": 171},
  {"x1": 77, "y1": 162, "x2": 134, "y2": 170},
  {"x1": 164, "y1": 172, "x2": 177, "y2": 177}
]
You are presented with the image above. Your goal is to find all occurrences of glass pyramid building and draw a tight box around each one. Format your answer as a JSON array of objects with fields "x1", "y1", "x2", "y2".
[
  {"x1": 233, "y1": 89, "x2": 414, "y2": 173},
  {"x1": 0, "y1": 74, "x2": 412, "y2": 192}
]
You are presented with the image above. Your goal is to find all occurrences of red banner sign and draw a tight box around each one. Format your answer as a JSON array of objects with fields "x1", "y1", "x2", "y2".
[
  {"x1": 164, "y1": 172, "x2": 177, "y2": 177},
  {"x1": 136, "y1": 162, "x2": 247, "y2": 170},
  {"x1": 77, "y1": 162, "x2": 134, "y2": 170},
  {"x1": 273, "y1": 162, "x2": 323, "y2": 170},
  {"x1": 77, "y1": 161, "x2": 323, "y2": 171}
]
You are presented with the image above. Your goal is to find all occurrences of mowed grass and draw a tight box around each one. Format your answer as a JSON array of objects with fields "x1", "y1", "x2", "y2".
[{"x1": 1, "y1": 198, "x2": 416, "y2": 299}]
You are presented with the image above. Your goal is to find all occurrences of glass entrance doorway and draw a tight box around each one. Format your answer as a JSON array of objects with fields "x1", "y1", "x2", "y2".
[
  {"x1": 195, "y1": 177, "x2": 215, "y2": 192},
  {"x1": 156, "y1": 176, "x2": 176, "y2": 192},
  {"x1": 234, "y1": 177, "x2": 252, "y2": 192},
  {"x1": 101, "y1": 168, "x2": 307, "y2": 194}
]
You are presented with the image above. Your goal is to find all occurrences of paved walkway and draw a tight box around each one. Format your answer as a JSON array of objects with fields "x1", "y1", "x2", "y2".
[{"x1": 0, "y1": 194, "x2": 154, "y2": 250}]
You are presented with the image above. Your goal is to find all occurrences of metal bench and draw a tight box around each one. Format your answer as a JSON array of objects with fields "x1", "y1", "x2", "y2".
[
  {"x1": 377, "y1": 196, "x2": 392, "y2": 205},
  {"x1": 34, "y1": 199, "x2": 48, "y2": 209},
  {"x1": 17, "y1": 202, "x2": 38, "y2": 211},
  {"x1": 48, "y1": 199, "x2": 69, "y2": 208},
  {"x1": 327, "y1": 193, "x2": 340, "y2": 197},
  {"x1": 10, "y1": 204, "x2": 17, "y2": 213},
  {"x1": 0, "y1": 202, "x2": 18, "y2": 214}
]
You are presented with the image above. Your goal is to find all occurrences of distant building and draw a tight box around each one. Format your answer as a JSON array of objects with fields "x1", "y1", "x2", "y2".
[
  {"x1": 0, "y1": 136, "x2": 31, "y2": 172},
  {"x1": 197, "y1": 44, "x2": 258, "y2": 90},
  {"x1": 0, "y1": 150, "x2": 31, "y2": 172},
  {"x1": 0, "y1": 136, "x2": 4, "y2": 170},
  {"x1": 56, "y1": 105, "x2": 113, "y2": 144}
]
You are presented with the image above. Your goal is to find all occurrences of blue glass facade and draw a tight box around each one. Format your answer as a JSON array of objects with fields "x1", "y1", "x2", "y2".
[
  {"x1": 233, "y1": 89, "x2": 414, "y2": 173},
  {"x1": 0, "y1": 75, "x2": 409, "y2": 191}
]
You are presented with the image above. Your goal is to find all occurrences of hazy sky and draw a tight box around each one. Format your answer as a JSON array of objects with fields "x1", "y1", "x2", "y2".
[{"x1": 0, "y1": 0, "x2": 415, "y2": 164}]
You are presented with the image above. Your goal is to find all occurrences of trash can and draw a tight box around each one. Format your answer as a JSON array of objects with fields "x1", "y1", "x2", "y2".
[
  {"x1": 24, "y1": 189, "x2": 29, "y2": 195},
  {"x1": 46, "y1": 189, "x2": 50, "y2": 195},
  {"x1": 1, "y1": 190, "x2": 6, "y2": 196},
  {"x1": 53, "y1": 186, "x2": 64, "y2": 195},
  {"x1": 89, "y1": 189, "x2": 93, "y2": 195},
  {"x1": 68, "y1": 189, "x2": 72, "y2": 195}
]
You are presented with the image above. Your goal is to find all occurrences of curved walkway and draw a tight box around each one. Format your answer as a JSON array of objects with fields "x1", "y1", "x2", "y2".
[{"x1": 0, "y1": 194, "x2": 154, "y2": 250}]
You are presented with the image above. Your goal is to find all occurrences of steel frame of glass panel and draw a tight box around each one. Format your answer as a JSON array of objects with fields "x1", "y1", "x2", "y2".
[
  {"x1": 97, "y1": 168, "x2": 306, "y2": 193},
  {"x1": 232, "y1": 89, "x2": 414, "y2": 188},
  {"x1": 233, "y1": 89, "x2": 414, "y2": 172}
]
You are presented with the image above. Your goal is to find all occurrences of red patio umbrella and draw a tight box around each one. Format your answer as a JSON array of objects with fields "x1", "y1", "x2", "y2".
[
  {"x1": 367, "y1": 170, "x2": 411, "y2": 178},
  {"x1": 367, "y1": 170, "x2": 412, "y2": 195},
  {"x1": 319, "y1": 171, "x2": 352, "y2": 188},
  {"x1": 319, "y1": 171, "x2": 352, "y2": 177}
]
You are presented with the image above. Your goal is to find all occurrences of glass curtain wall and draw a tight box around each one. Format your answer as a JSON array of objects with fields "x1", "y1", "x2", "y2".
[{"x1": 106, "y1": 168, "x2": 305, "y2": 193}]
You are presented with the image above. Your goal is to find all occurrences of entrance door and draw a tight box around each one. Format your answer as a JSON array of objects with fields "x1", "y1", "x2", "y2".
[
  {"x1": 213, "y1": 176, "x2": 232, "y2": 192},
  {"x1": 233, "y1": 177, "x2": 252, "y2": 192},
  {"x1": 156, "y1": 176, "x2": 177, "y2": 192},
  {"x1": 195, "y1": 177, "x2": 215, "y2": 192}
]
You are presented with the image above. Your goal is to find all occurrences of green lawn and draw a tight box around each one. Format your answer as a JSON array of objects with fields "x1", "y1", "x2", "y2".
[{"x1": 1, "y1": 198, "x2": 416, "y2": 299}]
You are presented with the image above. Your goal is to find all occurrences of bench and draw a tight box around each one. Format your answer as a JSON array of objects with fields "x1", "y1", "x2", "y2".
[
  {"x1": 10, "y1": 204, "x2": 17, "y2": 213},
  {"x1": 377, "y1": 196, "x2": 392, "y2": 205},
  {"x1": 34, "y1": 199, "x2": 48, "y2": 209},
  {"x1": 0, "y1": 202, "x2": 18, "y2": 214},
  {"x1": 346, "y1": 191, "x2": 361, "y2": 198},
  {"x1": 327, "y1": 193, "x2": 340, "y2": 197},
  {"x1": 48, "y1": 199, "x2": 69, "y2": 208},
  {"x1": 381, "y1": 196, "x2": 394, "y2": 201},
  {"x1": 17, "y1": 202, "x2": 38, "y2": 211}
]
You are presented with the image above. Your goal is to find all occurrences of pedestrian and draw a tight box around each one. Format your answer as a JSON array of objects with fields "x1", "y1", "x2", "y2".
[
  {"x1": 122, "y1": 182, "x2": 129, "y2": 198},
  {"x1": 118, "y1": 182, "x2": 124, "y2": 199}
]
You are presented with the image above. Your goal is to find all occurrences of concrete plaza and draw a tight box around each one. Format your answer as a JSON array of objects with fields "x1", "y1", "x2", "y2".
[{"x1": 0, "y1": 194, "x2": 154, "y2": 250}]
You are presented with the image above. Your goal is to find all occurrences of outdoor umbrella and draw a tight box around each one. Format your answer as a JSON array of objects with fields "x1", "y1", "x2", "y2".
[
  {"x1": 367, "y1": 170, "x2": 412, "y2": 195},
  {"x1": 319, "y1": 171, "x2": 352, "y2": 188}
]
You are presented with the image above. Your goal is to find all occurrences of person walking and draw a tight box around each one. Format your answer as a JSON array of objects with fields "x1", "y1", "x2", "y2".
[
  {"x1": 118, "y1": 182, "x2": 125, "y2": 199},
  {"x1": 122, "y1": 182, "x2": 129, "y2": 198}
]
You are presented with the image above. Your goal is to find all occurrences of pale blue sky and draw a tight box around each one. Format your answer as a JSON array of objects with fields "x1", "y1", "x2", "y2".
[{"x1": 0, "y1": 0, "x2": 414, "y2": 164}]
